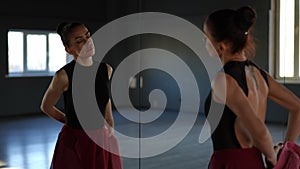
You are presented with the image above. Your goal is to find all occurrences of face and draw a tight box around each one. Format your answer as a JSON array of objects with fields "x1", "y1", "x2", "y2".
[
  {"x1": 65, "y1": 25, "x2": 95, "y2": 58},
  {"x1": 203, "y1": 23, "x2": 219, "y2": 58}
]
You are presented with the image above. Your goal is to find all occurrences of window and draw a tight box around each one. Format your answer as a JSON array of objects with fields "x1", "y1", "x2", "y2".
[
  {"x1": 273, "y1": 0, "x2": 300, "y2": 82},
  {"x1": 7, "y1": 30, "x2": 68, "y2": 77}
]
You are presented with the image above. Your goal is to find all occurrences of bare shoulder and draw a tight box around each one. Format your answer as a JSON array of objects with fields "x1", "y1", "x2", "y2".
[
  {"x1": 50, "y1": 69, "x2": 68, "y2": 92},
  {"x1": 55, "y1": 69, "x2": 68, "y2": 82},
  {"x1": 211, "y1": 72, "x2": 229, "y2": 103},
  {"x1": 213, "y1": 71, "x2": 252, "y2": 102}
]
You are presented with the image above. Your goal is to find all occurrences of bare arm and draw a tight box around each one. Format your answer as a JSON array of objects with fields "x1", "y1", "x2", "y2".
[
  {"x1": 104, "y1": 63, "x2": 114, "y2": 134},
  {"x1": 40, "y1": 70, "x2": 67, "y2": 123},
  {"x1": 105, "y1": 99, "x2": 114, "y2": 129},
  {"x1": 213, "y1": 73, "x2": 277, "y2": 165},
  {"x1": 266, "y1": 73, "x2": 300, "y2": 142}
]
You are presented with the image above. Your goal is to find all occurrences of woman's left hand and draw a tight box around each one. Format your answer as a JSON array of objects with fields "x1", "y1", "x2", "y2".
[{"x1": 108, "y1": 126, "x2": 115, "y2": 137}]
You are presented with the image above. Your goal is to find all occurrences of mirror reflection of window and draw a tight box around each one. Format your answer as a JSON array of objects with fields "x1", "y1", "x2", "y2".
[
  {"x1": 7, "y1": 30, "x2": 67, "y2": 77},
  {"x1": 8, "y1": 31, "x2": 24, "y2": 73},
  {"x1": 49, "y1": 33, "x2": 67, "y2": 71},
  {"x1": 27, "y1": 34, "x2": 47, "y2": 71}
]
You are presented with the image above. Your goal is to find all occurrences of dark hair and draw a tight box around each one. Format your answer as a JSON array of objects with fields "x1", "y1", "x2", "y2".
[
  {"x1": 56, "y1": 22, "x2": 84, "y2": 47},
  {"x1": 205, "y1": 6, "x2": 257, "y2": 58}
]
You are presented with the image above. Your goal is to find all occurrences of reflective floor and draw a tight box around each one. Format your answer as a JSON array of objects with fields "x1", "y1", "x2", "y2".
[
  {"x1": 0, "y1": 114, "x2": 61, "y2": 169},
  {"x1": 0, "y1": 111, "x2": 297, "y2": 169}
]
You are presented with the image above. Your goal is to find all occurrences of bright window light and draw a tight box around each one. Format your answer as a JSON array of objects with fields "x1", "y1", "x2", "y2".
[
  {"x1": 27, "y1": 34, "x2": 47, "y2": 71},
  {"x1": 8, "y1": 32, "x2": 24, "y2": 73},
  {"x1": 7, "y1": 30, "x2": 67, "y2": 77},
  {"x1": 279, "y1": 0, "x2": 295, "y2": 77},
  {"x1": 49, "y1": 33, "x2": 66, "y2": 72}
]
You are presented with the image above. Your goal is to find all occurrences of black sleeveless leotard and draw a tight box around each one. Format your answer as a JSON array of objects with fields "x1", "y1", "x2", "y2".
[
  {"x1": 204, "y1": 60, "x2": 269, "y2": 150},
  {"x1": 60, "y1": 60, "x2": 110, "y2": 129}
]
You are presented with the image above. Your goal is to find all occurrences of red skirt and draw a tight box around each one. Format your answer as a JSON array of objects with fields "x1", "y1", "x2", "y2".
[
  {"x1": 208, "y1": 147, "x2": 265, "y2": 169},
  {"x1": 50, "y1": 124, "x2": 122, "y2": 169}
]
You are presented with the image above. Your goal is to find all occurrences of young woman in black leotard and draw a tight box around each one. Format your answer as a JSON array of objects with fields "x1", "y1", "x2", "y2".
[
  {"x1": 203, "y1": 6, "x2": 300, "y2": 169},
  {"x1": 40, "y1": 22, "x2": 122, "y2": 169}
]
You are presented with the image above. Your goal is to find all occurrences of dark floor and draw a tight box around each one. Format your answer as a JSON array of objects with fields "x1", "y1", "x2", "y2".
[{"x1": 0, "y1": 110, "x2": 297, "y2": 169}]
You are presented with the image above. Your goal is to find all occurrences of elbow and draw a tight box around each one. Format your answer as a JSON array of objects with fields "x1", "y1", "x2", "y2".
[
  {"x1": 288, "y1": 105, "x2": 300, "y2": 123},
  {"x1": 40, "y1": 102, "x2": 50, "y2": 114},
  {"x1": 40, "y1": 103, "x2": 45, "y2": 112},
  {"x1": 289, "y1": 99, "x2": 300, "y2": 114},
  {"x1": 40, "y1": 105, "x2": 46, "y2": 114}
]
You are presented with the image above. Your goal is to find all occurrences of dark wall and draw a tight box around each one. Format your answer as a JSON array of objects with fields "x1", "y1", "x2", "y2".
[
  {"x1": 0, "y1": 0, "x2": 108, "y2": 116},
  {"x1": 0, "y1": 0, "x2": 292, "y2": 124}
]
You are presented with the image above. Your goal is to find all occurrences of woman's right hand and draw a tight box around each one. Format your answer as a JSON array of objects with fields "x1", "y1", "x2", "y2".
[{"x1": 265, "y1": 142, "x2": 284, "y2": 168}]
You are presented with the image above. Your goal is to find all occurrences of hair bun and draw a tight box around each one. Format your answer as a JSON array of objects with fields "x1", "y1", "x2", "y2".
[
  {"x1": 56, "y1": 22, "x2": 69, "y2": 36},
  {"x1": 235, "y1": 6, "x2": 257, "y2": 31}
]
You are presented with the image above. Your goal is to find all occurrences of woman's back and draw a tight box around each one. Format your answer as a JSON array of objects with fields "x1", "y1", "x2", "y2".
[{"x1": 205, "y1": 60, "x2": 269, "y2": 149}]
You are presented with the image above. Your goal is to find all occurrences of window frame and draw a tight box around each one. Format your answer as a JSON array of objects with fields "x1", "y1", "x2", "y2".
[
  {"x1": 272, "y1": 0, "x2": 300, "y2": 83},
  {"x1": 7, "y1": 29, "x2": 67, "y2": 78}
]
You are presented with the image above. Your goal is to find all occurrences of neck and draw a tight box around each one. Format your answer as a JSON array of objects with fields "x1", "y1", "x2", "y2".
[
  {"x1": 220, "y1": 52, "x2": 247, "y2": 65},
  {"x1": 75, "y1": 57, "x2": 93, "y2": 66}
]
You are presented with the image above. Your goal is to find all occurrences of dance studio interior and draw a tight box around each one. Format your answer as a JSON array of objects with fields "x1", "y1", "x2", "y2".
[{"x1": 0, "y1": 0, "x2": 299, "y2": 168}]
